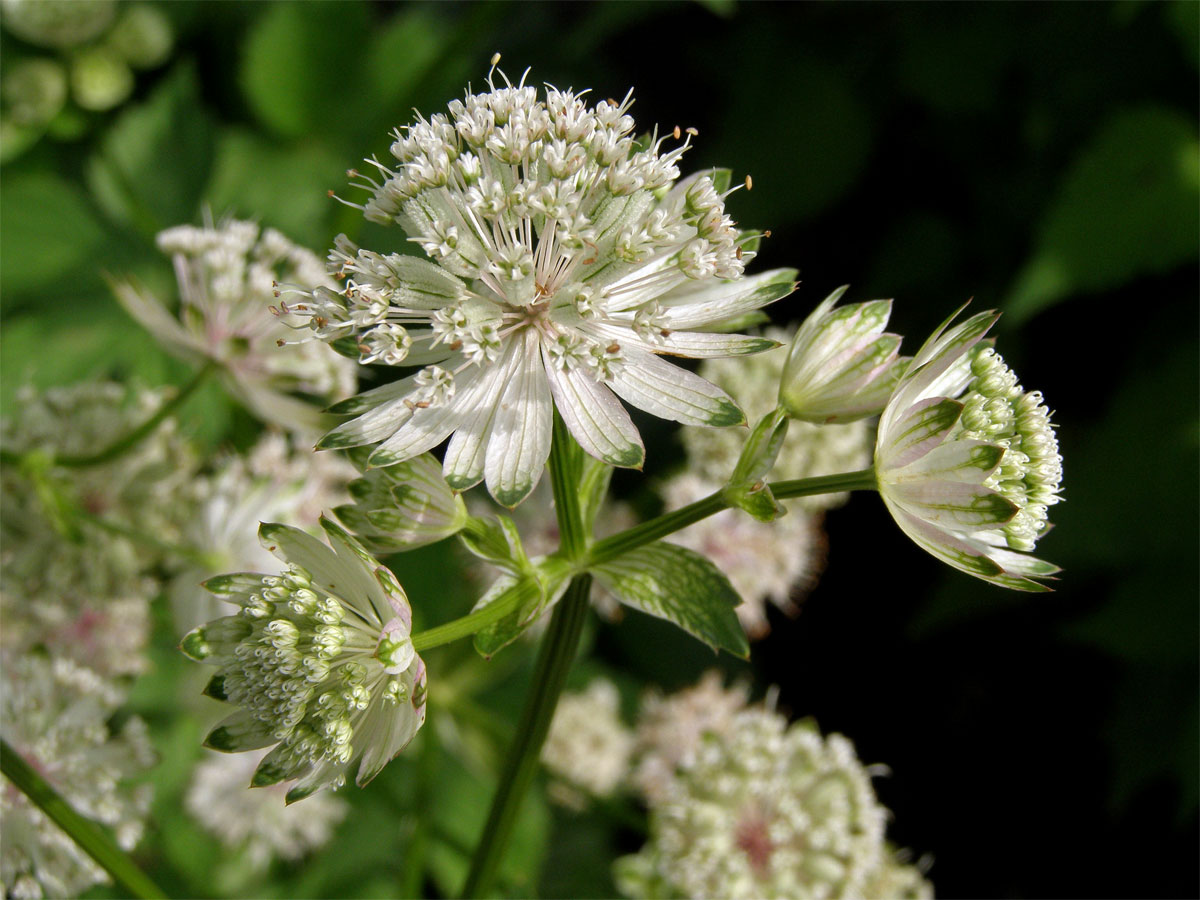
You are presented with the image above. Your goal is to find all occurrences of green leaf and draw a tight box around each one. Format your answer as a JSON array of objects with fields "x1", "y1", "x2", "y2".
[
  {"x1": 203, "y1": 129, "x2": 345, "y2": 249},
  {"x1": 592, "y1": 542, "x2": 749, "y2": 657},
  {"x1": 239, "y1": 1, "x2": 370, "y2": 140},
  {"x1": 458, "y1": 515, "x2": 530, "y2": 576},
  {"x1": 1007, "y1": 107, "x2": 1200, "y2": 322},
  {"x1": 578, "y1": 455, "x2": 615, "y2": 535},
  {"x1": 0, "y1": 172, "x2": 107, "y2": 298},
  {"x1": 85, "y1": 62, "x2": 215, "y2": 235}
]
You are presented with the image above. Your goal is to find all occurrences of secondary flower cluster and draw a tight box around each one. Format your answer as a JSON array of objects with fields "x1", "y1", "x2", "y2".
[
  {"x1": 114, "y1": 217, "x2": 357, "y2": 432},
  {"x1": 288, "y1": 65, "x2": 794, "y2": 505},
  {"x1": 182, "y1": 519, "x2": 426, "y2": 802}
]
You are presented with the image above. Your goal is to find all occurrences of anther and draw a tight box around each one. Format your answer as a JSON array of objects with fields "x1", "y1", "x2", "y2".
[{"x1": 745, "y1": 175, "x2": 753, "y2": 190}]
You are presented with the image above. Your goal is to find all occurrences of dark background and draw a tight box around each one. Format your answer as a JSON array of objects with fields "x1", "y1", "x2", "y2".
[{"x1": 2, "y1": 2, "x2": 1196, "y2": 897}]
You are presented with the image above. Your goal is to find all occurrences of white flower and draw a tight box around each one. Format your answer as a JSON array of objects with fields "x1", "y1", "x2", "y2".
[
  {"x1": 113, "y1": 217, "x2": 357, "y2": 432},
  {"x1": 875, "y1": 308, "x2": 1063, "y2": 591},
  {"x1": 181, "y1": 518, "x2": 426, "y2": 802},
  {"x1": 616, "y1": 707, "x2": 903, "y2": 900},
  {"x1": 682, "y1": 330, "x2": 874, "y2": 513},
  {"x1": 541, "y1": 679, "x2": 634, "y2": 807},
  {"x1": 1, "y1": 656, "x2": 153, "y2": 900},
  {"x1": 630, "y1": 671, "x2": 751, "y2": 804},
  {"x1": 185, "y1": 749, "x2": 348, "y2": 870},
  {"x1": 0, "y1": 0, "x2": 115, "y2": 49},
  {"x1": 168, "y1": 431, "x2": 356, "y2": 631},
  {"x1": 1, "y1": 382, "x2": 196, "y2": 676},
  {"x1": 662, "y1": 473, "x2": 823, "y2": 639},
  {"x1": 296, "y1": 64, "x2": 795, "y2": 506},
  {"x1": 780, "y1": 285, "x2": 908, "y2": 423}
]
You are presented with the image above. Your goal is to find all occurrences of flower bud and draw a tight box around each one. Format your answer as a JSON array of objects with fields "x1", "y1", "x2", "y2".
[{"x1": 779, "y1": 286, "x2": 908, "y2": 424}]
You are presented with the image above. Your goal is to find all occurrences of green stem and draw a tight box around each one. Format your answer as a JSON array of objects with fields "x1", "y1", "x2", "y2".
[
  {"x1": 54, "y1": 362, "x2": 215, "y2": 468},
  {"x1": 588, "y1": 468, "x2": 878, "y2": 566},
  {"x1": 411, "y1": 578, "x2": 541, "y2": 652},
  {"x1": 548, "y1": 413, "x2": 586, "y2": 561},
  {"x1": 459, "y1": 573, "x2": 592, "y2": 899},
  {"x1": 0, "y1": 739, "x2": 166, "y2": 900}
]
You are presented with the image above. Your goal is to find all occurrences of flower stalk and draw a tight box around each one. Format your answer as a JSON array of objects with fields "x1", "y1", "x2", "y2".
[
  {"x1": 460, "y1": 424, "x2": 593, "y2": 898},
  {"x1": 0, "y1": 739, "x2": 167, "y2": 900}
]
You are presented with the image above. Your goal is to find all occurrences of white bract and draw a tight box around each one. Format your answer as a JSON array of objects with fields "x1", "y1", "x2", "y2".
[
  {"x1": 875, "y1": 309, "x2": 1063, "y2": 591},
  {"x1": 780, "y1": 285, "x2": 908, "y2": 423},
  {"x1": 292, "y1": 64, "x2": 795, "y2": 505},
  {"x1": 181, "y1": 518, "x2": 426, "y2": 803},
  {"x1": 113, "y1": 218, "x2": 357, "y2": 432}
]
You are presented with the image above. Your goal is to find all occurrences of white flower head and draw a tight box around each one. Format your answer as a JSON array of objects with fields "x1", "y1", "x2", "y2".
[
  {"x1": 875, "y1": 307, "x2": 1063, "y2": 591},
  {"x1": 630, "y1": 671, "x2": 751, "y2": 804},
  {"x1": 682, "y1": 331, "x2": 874, "y2": 513},
  {"x1": 662, "y1": 473, "x2": 824, "y2": 639},
  {"x1": 541, "y1": 678, "x2": 635, "y2": 807},
  {"x1": 181, "y1": 518, "x2": 427, "y2": 802},
  {"x1": 169, "y1": 431, "x2": 356, "y2": 631},
  {"x1": 185, "y1": 749, "x2": 348, "y2": 871},
  {"x1": 1, "y1": 382, "x2": 196, "y2": 676},
  {"x1": 1, "y1": 656, "x2": 153, "y2": 900},
  {"x1": 616, "y1": 708, "x2": 899, "y2": 900},
  {"x1": 299, "y1": 62, "x2": 796, "y2": 506},
  {"x1": 113, "y1": 216, "x2": 358, "y2": 432},
  {"x1": 780, "y1": 285, "x2": 909, "y2": 423}
]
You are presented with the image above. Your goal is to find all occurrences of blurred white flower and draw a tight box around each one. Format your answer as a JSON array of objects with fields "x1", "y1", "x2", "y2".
[
  {"x1": 1, "y1": 655, "x2": 153, "y2": 899},
  {"x1": 0, "y1": 0, "x2": 115, "y2": 49},
  {"x1": 294, "y1": 64, "x2": 795, "y2": 506},
  {"x1": 169, "y1": 431, "x2": 356, "y2": 631},
  {"x1": 113, "y1": 217, "x2": 357, "y2": 432},
  {"x1": 617, "y1": 706, "x2": 915, "y2": 900},
  {"x1": 542, "y1": 679, "x2": 634, "y2": 807},
  {"x1": 182, "y1": 519, "x2": 426, "y2": 802},
  {"x1": 682, "y1": 330, "x2": 873, "y2": 514},
  {"x1": 630, "y1": 671, "x2": 751, "y2": 804},
  {"x1": 876, "y1": 309, "x2": 1063, "y2": 590},
  {"x1": 185, "y1": 749, "x2": 348, "y2": 870},
  {"x1": 0, "y1": 382, "x2": 196, "y2": 676},
  {"x1": 662, "y1": 473, "x2": 824, "y2": 639}
]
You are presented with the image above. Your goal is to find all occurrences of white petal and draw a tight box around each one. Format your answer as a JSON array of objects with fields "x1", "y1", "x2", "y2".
[
  {"x1": 257, "y1": 523, "x2": 378, "y2": 624},
  {"x1": 877, "y1": 397, "x2": 963, "y2": 471},
  {"x1": 584, "y1": 321, "x2": 778, "y2": 358},
  {"x1": 655, "y1": 268, "x2": 797, "y2": 330},
  {"x1": 886, "y1": 480, "x2": 1017, "y2": 529},
  {"x1": 318, "y1": 396, "x2": 414, "y2": 450},
  {"x1": 607, "y1": 348, "x2": 744, "y2": 427},
  {"x1": 484, "y1": 329, "x2": 553, "y2": 506},
  {"x1": 442, "y1": 346, "x2": 520, "y2": 490},
  {"x1": 111, "y1": 279, "x2": 206, "y2": 363},
  {"x1": 542, "y1": 346, "x2": 644, "y2": 468},
  {"x1": 368, "y1": 368, "x2": 483, "y2": 466}
]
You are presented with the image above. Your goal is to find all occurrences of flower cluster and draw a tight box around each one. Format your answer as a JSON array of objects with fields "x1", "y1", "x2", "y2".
[
  {"x1": 185, "y1": 749, "x2": 348, "y2": 871},
  {"x1": 114, "y1": 217, "x2": 357, "y2": 432},
  {"x1": 0, "y1": 382, "x2": 194, "y2": 676},
  {"x1": 617, "y1": 702, "x2": 926, "y2": 900},
  {"x1": 876, "y1": 309, "x2": 1063, "y2": 589},
  {"x1": 291, "y1": 64, "x2": 795, "y2": 505},
  {"x1": 541, "y1": 678, "x2": 635, "y2": 807},
  {"x1": 1, "y1": 655, "x2": 154, "y2": 899},
  {"x1": 182, "y1": 519, "x2": 426, "y2": 802}
]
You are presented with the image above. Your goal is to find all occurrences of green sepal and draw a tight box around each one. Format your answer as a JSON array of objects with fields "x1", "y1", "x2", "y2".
[
  {"x1": 202, "y1": 673, "x2": 228, "y2": 701},
  {"x1": 329, "y1": 335, "x2": 362, "y2": 361},
  {"x1": 471, "y1": 558, "x2": 572, "y2": 659},
  {"x1": 458, "y1": 515, "x2": 531, "y2": 578},
  {"x1": 722, "y1": 407, "x2": 789, "y2": 522},
  {"x1": 180, "y1": 626, "x2": 211, "y2": 661},
  {"x1": 592, "y1": 541, "x2": 749, "y2": 658},
  {"x1": 693, "y1": 310, "x2": 771, "y2": 334},
  {"x1": 204, "y1": 711, "x2": 276, "y2": 753}
]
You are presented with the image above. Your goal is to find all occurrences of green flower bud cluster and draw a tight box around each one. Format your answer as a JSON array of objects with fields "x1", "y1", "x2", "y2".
[{"x1": 958, "y1": 347, "x2": 1063, "y2": 552}]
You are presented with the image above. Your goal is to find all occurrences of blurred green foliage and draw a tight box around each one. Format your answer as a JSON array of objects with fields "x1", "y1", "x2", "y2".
[{"x1": 1, "y1": 1, "x2": 1196, "y2": 897}]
